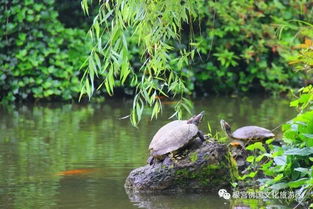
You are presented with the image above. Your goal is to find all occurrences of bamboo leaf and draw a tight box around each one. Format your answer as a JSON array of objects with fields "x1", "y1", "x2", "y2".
[
  {"x1": 93, "y1": 53, "x2": 101, "y2": 76},
  {"x1": 94, "y1": 20, "x2": 100, "y2": 39},
  {"x1": 151, "y1": 100, "x2": 160, "y2": 119},
  {"x1": 80, "y1": 0, "x2": 200, "y2": 125},
  {"x1": 85, "y1": 79, "x2": 91, "y2": 98},
  {"x1": 81, "y1": 0, "x2": 89, "y2": 16}
]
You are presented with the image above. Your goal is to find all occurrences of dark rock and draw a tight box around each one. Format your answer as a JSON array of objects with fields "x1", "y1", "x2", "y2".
[{"x1": 125, "y1": 141, "x2": 233, "y2": 193}]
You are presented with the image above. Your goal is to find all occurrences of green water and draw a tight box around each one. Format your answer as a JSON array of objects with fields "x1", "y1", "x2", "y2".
[{"x1": 0, "y1": 96, "x2": 300, "y2": 209}]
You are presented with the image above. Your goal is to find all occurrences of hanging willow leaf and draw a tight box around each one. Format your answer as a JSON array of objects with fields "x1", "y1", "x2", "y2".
[
  {"x1": 151, "y1": 100, "x2": 161, "y2": 119},
  {"x1": 81, "y1": 0, "x2": 89, "y2": 16},
  {"x1": 80, "y1": 0, "x2": 202, "y2": 125},
  {"x1": 93, "y1": 52, "x2": 101, "y2": 73},
  {"x1": 94, "y1": 20, "x2": 100, "y2": 39}
]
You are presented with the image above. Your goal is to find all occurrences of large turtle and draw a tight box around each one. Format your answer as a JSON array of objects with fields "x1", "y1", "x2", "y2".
[
  {"x1": 220, "y1": 119, "x2": 275, "y2": 147},
  {"x1": 147, "y1": 112, "x2": 205, "y2": 165}
]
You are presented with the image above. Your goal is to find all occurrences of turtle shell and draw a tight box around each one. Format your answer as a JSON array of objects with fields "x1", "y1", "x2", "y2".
[
  {"x1": 232, "y1": 126, "x2": 274, "y2": 141},
  {"x1": 149, "y1": 120, "x2": 199, "y2": 157}
]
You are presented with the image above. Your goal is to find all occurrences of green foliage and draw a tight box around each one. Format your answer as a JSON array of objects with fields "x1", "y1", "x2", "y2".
[
  {"x1": 234, "y1": 90, "x2": 312, "y2": 204},
  {"x1": 1, "y1": 0, "x2": 311, "y2": 123},
  {"x1": 260, "y1": 86, "x2": 313, "y2": 204},
  {"x1": 191, "y1": 0, "x2": 310, "y2": 94},
  {"x1": 81, "y1": 0, "x2": 202, "y2": 125},
  {"x1": 81, "y1": 0, "x2": 312, "y2": 125},
  {"x1": 235, "y1": 24, "x2": 313, "y2": 206},
  {"x1": 290, "y1": 85, "x2": 313, "y2": 112},
  {"x1": 0, "y1": 0, "x2": 91, "y2": 102},
  {"x1": 237, "y1": 141, "x2": 268, "y2": 181}
]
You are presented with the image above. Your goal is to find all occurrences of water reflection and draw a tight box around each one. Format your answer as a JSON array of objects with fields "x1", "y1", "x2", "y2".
[
  {"x1": 126, "y1": 191, "x2": 297, "y2": 209},
  {"x1": 126, "y1": 192, "x2": 229, "y2": 209},
  {"x1": 0, "y1": 97, "x2": 298, "y2": 209}
]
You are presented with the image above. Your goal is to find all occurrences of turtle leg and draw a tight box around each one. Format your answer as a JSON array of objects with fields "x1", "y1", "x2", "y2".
[
  {"x1": 147, "y1": 156, "x2": 154, "y2": 165},
  {"x1": 163, "y1": 156, "x2": 173, "y2": 166},
  {"x1": 197, "y1": 130, "x2": 205, "y2": 142}
]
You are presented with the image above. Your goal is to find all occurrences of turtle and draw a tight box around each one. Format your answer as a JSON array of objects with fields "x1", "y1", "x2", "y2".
[
  {"x1": 220, "y1": 119, "x2": 275, "y2": 147},
  {"x1": 147, "y1": 111, "x2": 205, "y2": 165}
]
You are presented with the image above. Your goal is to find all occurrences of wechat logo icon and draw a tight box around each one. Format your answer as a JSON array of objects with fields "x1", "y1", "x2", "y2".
[{"x1": 218, "y1": 189, "x2": 231, "y2": 200}]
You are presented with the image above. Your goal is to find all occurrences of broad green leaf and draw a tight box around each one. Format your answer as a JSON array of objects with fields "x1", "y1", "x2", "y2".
[
  {"x1": 256, "y1": 154, "x2": 265, "y2": 162},
  {"x1": 274, "y1": 156, "x2": 287, "y2": 166},
  {"x1": 284, "y1": 147, "x2": 313, "y2": 156},
  {"x1": 246, "y1": 142, "x2": 266, "y2": 152},
  {"x1": 266, "y1": 138, "x2": 275, "y2": 145},
  {"x1": 294, "y1": 167, "x2": 310, "y2": 175},
  {"x1": 246, "y1": 155, "x2": 255, "y2": 163},
  {"x1": 287, "y1": 178, "x2": 308, "y2": 188},
  {"x1": 274, "y1": 174, "x2": 284, "y2": 182}
]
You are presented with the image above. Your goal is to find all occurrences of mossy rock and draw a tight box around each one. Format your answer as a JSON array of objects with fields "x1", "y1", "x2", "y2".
[{"x1": 125, "y1": 141, "x2": 233, "y2": 193}]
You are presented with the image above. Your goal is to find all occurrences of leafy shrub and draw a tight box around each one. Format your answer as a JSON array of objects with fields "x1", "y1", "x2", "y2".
[
  {"x1": 260, "y1": 86, "x2": 313, "y2": 206},
  {"x1": 187, "y1": 0, "x2": 312, "y2": 94},
  {"x1": 259, "y1": 24, "x2": 313, "y2": 206},
  {"x1": 0, "y1": 0, "x2": 91, "y2": 102},
  {"x1": 286, "y1": 23, "x2": 313, "y2": 86},
  {"x1": 232, "y1": 25, "x2": 313, "y2": 207},
  {"x1": 2, "y1": 0, "x2": 313, "y2": 103}
]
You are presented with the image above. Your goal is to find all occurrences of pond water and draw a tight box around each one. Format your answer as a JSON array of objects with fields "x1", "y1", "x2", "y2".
[{"x1": 0, "y1": 96, "x2": 301, "y2": 209}]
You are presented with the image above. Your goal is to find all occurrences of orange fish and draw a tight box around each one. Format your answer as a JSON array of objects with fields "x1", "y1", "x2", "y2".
[{"x1": 55, "y1": 168, "x2": 96, "y2": 176}]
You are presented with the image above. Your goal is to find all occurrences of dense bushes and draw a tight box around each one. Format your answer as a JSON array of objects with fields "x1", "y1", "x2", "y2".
[
  {"x1": 84, "y1": 0, "x2": 312, "y2": 98},
  {"x1": 0, "y1": 0, "x2": 91, "y2": 102},
  {"x1": 238, "y1": 26, "x2": 313, "y2": 206},
  {"x1": 188, "y1": 0, "x2": 312, "y2": 94},
  {"x1": 1, "y1": 0, "x2": 312, "y2": 102},
  {"x1": 260, "y1": 86, "x2": 313, "y2": 206}
]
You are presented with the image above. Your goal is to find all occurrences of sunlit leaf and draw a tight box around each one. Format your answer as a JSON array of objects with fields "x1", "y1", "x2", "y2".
[
  {"x1": 274, "y1": 174, "x2": 284, "y2": 182},
  {"x1": 246, "y1": 142, "x2": 266, "y2": 152},
  {"x1": 246, "y1": 155, "x2": 255, "y2": 163}
]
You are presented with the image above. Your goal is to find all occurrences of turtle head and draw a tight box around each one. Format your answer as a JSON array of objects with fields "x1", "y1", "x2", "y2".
[
  {"x1": 220, "y1": 119, "x2": 232, "y2": 137},
  {"x1": 187, "y1": 111, "x2": 204, "y2": 126}
]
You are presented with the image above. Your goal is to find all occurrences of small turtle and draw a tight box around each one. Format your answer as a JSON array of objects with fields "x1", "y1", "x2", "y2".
[
  {"x1": 220, "y1": 119, "x2": 275, "y2": 147},
  {"x1": 147, "y1": 112, "x2": 205, "y2": 165}
]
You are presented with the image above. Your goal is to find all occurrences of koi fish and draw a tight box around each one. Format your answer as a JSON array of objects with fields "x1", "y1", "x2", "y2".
[{"x1": 55, "y1": 168, "x2": 96, "y2": 176}]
